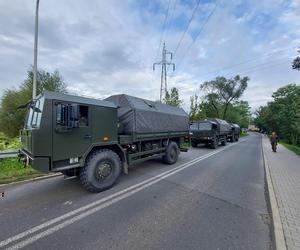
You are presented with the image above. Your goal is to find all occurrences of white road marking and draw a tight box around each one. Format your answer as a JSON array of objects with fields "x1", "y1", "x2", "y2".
[{"x1": 1, "y1": 142, "x2": 241, "y2": 249}]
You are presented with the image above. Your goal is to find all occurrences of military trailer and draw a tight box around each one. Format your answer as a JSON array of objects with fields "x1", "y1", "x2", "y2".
[
  {"x1": 227, "y1": 123, "x2": 240, "y2": 142},
  {"x1": 190, "y1": 118, "x2": 231, "y2": 149},
  {"x1": 19, "y1": 91, "x2": 189, "y2": 192}
]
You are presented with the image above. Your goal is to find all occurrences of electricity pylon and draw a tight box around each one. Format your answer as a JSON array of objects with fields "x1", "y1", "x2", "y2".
[{"x1": 153, "y1": 43, "x2": 175, "y2": 102}]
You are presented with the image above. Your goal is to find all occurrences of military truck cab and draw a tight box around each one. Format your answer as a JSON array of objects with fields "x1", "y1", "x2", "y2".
[
  {"x1": 19, "y1": 91, "x2": 189, "y2": 192},
  {"x1": 19, "y1": 91, "x2": 117, "y2": 173},
  {"x1": 190, "y1": 118, "x2": 230, "y2": 149},
  {"x1": 227, "y1": 123, "x2": 240, "y2": 142}
]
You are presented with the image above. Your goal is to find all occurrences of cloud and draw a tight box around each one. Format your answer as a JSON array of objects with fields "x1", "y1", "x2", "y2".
[{"x1": 0, "y1": 0, "x2": 299, "y2": 114}]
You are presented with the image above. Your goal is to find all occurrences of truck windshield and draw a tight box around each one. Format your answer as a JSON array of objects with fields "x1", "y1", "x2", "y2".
[
  {"x1": 190, "y1": 123, "x2": 198, "y2": 130},
  {"x1": 198, "y1": 123, "x2": 211, "y2": 130},
  {"x1": 26, "y1": 96, "x2": 45, "y2": 129}
]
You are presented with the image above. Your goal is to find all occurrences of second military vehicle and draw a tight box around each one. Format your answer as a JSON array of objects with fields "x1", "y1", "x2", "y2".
[
  {"x1": 227, "y1": 123, "x2": 240, "y2": 142},
  {"x1": 190, "y1": 118, "x2": 231, "y2": 149},
  {"x1": 19, "y1": 91, "x2": 190, "y2": 192}
]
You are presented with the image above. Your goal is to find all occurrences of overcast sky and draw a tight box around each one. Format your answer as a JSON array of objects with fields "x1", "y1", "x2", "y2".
[{"x1": 0, "y1": 0, "x2": 299, "y2": 112}]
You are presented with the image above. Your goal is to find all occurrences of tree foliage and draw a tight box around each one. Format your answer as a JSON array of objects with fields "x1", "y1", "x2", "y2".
[
  {"x1": 292, "y1": 47, "x2": 300, "y2": 70},
  {"x1": 190, "y1": 75, "x2": 250, "y2": 127},
  {"x1": 190, "y1": 95, "x2": 251, "y2": 128},
  {"x1": 164, "y1": 87, "x2": 183, "y2": 107},
  {"x1": 0, "y1": 69, "x2": 67, "y2": 137},
  {"x1": 200, "y1": 75, "x2": 249, "y2": 119},
  {"x1": 254, "y1": 84, "x2": 300, "y2": 145}
]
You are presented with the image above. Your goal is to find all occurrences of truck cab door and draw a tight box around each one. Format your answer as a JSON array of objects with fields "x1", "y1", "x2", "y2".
[{"x1": 52, "y1": 101, "x2": 92, "y2": 169}]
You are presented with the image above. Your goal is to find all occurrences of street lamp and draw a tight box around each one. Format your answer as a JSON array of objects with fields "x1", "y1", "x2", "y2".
[{"x1": 33, "y1": 0, "x2": 40, "y2": 99}]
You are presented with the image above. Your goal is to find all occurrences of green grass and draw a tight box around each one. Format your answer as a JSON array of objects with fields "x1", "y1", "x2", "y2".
[
  {"x1": 0, "y1": 133, "x2": 21, "y2": 150},
  {"x1": 0, "y1": 158, "x2": 45, "y2": 184},
  {"x1": 181, "y1": 142, "x2": 190, "y2": 149},
  {"x1": 240, "y1": 132, "x2": 249, "y2": 137},
  {"x1": 280, "y1": 142, "x2": 300, "y2": 156}
]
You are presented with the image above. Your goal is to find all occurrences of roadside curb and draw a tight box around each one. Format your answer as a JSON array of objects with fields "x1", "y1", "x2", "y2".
[
  {"x1": 262, "y1": 137, "x2": 287, "y2": 250},
  {"x1": 0, "y1": 173, "x2": 62, "y2": 189}
]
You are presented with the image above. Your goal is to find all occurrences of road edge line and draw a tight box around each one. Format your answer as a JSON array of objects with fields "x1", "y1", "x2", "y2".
[
  {"x1": 262, "y1": 136, "x2": 287, "y2": 250},
  {"x1": 0, "y1": 173, "x2": 62, "y2": 188}
]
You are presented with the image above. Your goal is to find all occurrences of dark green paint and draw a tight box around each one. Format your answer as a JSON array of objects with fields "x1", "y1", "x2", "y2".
[{"x1": 19, "y1": 91, "x2": 189, "y2": 174}]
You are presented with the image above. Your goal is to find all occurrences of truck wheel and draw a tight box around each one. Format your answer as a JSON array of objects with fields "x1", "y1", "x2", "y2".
[
  {"x1": 191, "y1": 141, "x2": 197, "y2": 148},
  {"x1": 221, "y1": 139, "x2": 227, "y2": 146},
  {"x1": 236, "y1": 136, "x2": 239, "y2": 142},
  {"x1": 211, "y1": 138, "x2": 218, "y2": 149},
  {"x1": 231, "y1": 135, "x2": 235, "y2": 142},
  {"x1": 79, "y1": 149, "x2": 121, "y2": 193},
  {"x1": 162, "y1": 141, "x2": 179, "y2": 165}
]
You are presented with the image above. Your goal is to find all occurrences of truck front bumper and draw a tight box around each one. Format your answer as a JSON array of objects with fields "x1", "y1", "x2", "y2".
[
  {"x1": 18, "y1": 149, "x2": 50, "y2": 173},
  {"x1": 191, "y1": 136, "x2": 213, "y2": 143}
]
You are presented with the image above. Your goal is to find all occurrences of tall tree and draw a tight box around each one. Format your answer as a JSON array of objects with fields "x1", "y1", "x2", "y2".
[
  {"x1": 254, "y1": 84, "x2": 300, "y2": 145},
  {"x1": 225, "y1": 101, "x2": 251, "y2": 128},
  {"x1": 292, "y1": 47, "x2": 300, "y2": 70},
  {"x1": 0, "y1": 68, "x2": 67, "y2": 137},
  {"x1": 200, "y1": 75, "x2": 249, "y2": 120},
  {"x1": 189, "y1": 94, "x2": 198, "y2": 121},
  {"x1": 164, "y1": 87, "x2": 183, "y2": 107}
]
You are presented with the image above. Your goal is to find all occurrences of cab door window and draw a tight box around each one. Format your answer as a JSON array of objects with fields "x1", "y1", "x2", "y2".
[
  {"x1": 55, "y1": 102, "x2": 88, "y2": 128},
  {"x1": 79, "y1": 105, "x2": 89, "y2": 127}
]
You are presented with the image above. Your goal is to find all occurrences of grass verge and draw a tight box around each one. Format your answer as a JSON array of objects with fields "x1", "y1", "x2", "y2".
[
  {"x1": 0, "y1": 158, "x2": 45, "y2": 185},
  {"x1": 280, "y1": 142, "x2": 300, "y2": 156},
  {"x1": 0, "y1": 133, "x2": 21, "y2": 150},
  {"x1": 240, "y1": 132, "x2": 249, "y2": 137}
]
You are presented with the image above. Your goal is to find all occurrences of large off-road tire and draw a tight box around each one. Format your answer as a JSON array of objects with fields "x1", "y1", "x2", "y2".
[
  {"x1": 191, "y1": 140, "x2": 198, "y2": 148},
  {"x1": 79, "y1": 149, "x2": 121, "y2": 193},
  {"x1": 162, "y1": 141, "x2": 179, "y2": 165},
  {"x1": 231, "y1": 135, "x2": 235, "y2": 142},
  {"x1": 221, "y1": 138, "x2": 227, "y2": 146},
  {"x1": 211, "y1": 138, "x2": 218, "y2": 149},
  {"x1": 236, "y1": 135, "x2": 239, "y2": 142}
]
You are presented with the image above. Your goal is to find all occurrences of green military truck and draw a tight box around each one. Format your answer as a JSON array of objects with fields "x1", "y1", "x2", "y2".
[
  {"x1": 227, "y1": 123, "x2": 240, "y2": 142},
  {"x1": 19, "y1": 91, "x2": 190, "y2": 192},
  {"x1": 190, "y1": 118, "x2": 231, "y2": 149}
]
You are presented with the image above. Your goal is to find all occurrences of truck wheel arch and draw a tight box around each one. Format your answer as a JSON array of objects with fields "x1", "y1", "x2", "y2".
[{"x1": 81, "y1": 144, "x2": 127, "y2": 173}]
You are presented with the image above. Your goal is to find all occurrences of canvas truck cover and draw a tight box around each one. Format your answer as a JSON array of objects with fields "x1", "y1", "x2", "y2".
[
  {"x1": 105, "y1": 94, "x2": 189, "y2": 134},
  {"x1": 230, "y1": 123, "x2": 240, "y2": 132},
  {"x1": 202, "y1": 118, "x2": 231, "y2": 134}
]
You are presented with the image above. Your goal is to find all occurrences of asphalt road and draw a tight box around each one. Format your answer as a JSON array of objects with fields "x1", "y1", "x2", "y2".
[{"x1": 0, "y1": 133, "x2": 273, "y2": 250}]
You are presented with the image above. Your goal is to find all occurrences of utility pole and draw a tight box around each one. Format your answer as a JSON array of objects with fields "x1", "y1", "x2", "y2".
[
  {"x1": 33, "y1": 0, "x2": 40, "y2": 99},
  {"x1": 153, "y1": 43, "x2": 175, "y2": 102}
]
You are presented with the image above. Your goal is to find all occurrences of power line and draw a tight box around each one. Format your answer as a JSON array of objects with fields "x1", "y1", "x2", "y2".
[
  {"x1": 197, "y1": 46, "x2": 297, "y2": 79},
  {"x1": 175, "y1": 55, "x2": 294, "y2": 84},
  {"x1": 208, "y1": 55, "x2": 294, "y2": 78},
  {"x1": 176, "y1": 1, "x2": 218, "y2": 70},
  {"x1": 165, "y1": 0, "x2": 178, "y2": 38},
  {"x1": 173, "y1": 0, "x2": 202, "y2": 56},
  {"x1": 227, "y1": 57, "x2": 293, "y2": 77},
  {"x1": 154, "y1": 0, "x2": 172, "y2": 62},
  {"x1": 151, "y1": 0, "x2": 172, "y2": 93}
]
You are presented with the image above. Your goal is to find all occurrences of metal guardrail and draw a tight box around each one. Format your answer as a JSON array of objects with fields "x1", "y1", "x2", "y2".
[{"x1": 0, "y1": 149, "x2": 18, "y2": 159}]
